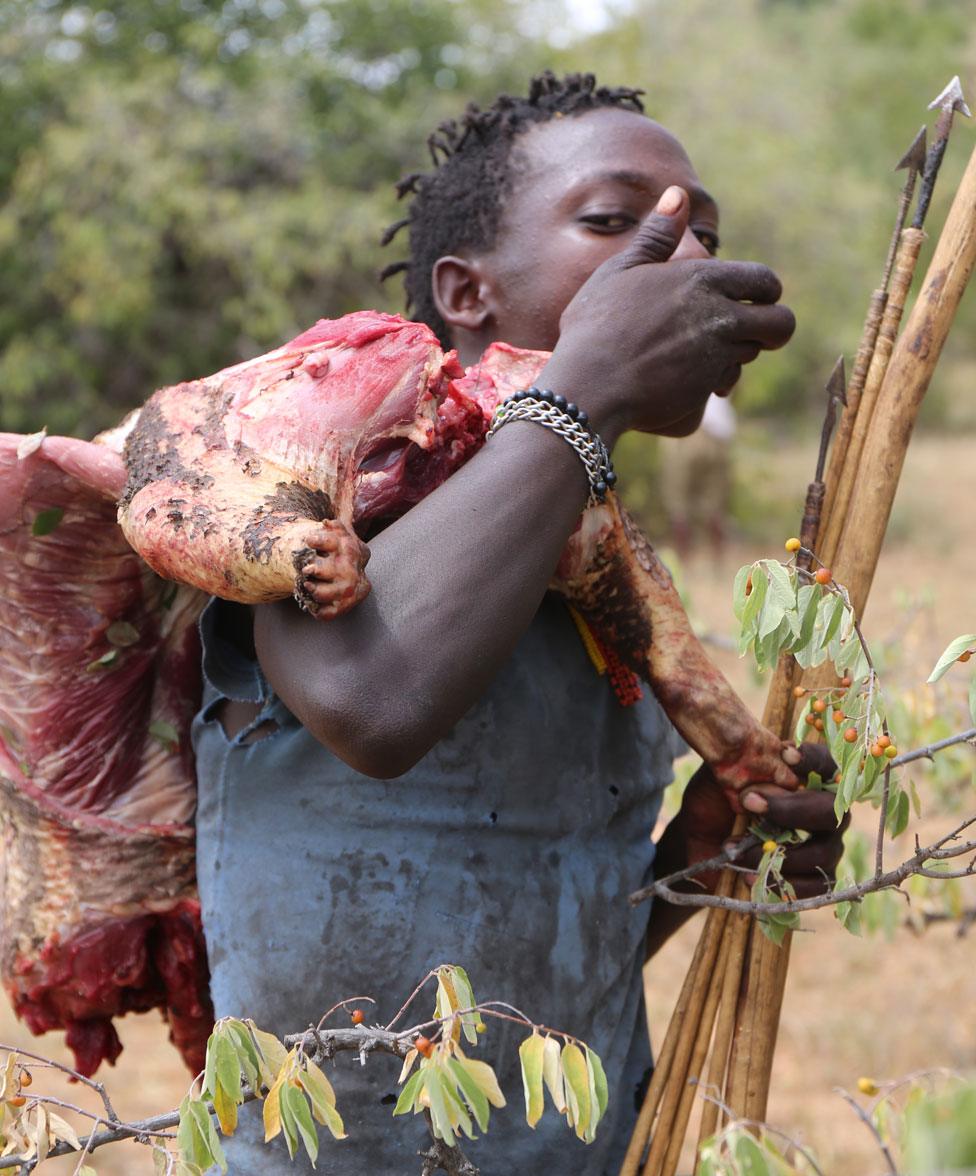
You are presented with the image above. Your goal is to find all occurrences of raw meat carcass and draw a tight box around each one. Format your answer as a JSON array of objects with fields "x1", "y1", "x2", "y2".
[
  {"x1": 119, "y1": 312, "x2": 482, "y2": 619},
  {"x1": 0, "y1": 433, "x2": 212, "y2": 1076},
  {"x1": 0, "y1": 311, "x2": 799, "y2": 1076}
]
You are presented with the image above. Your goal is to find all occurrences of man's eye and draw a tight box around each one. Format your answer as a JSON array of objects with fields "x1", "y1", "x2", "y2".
[
  {"x1": 694, "y1": 229, "x2": 720, "y2": 256},
  {"x1": 579, "y1": 213, "x2": 636, "y2": 233}
]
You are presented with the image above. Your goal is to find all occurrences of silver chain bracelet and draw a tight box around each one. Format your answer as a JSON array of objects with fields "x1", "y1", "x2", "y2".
[{"x1": 486, "y1": 387, "x2": 617, "y2": 506}]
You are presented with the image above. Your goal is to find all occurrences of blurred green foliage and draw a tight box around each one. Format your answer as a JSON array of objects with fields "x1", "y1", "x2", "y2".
[{"x1": 0, "y1": 0, "x2": 973, "y2": 437}]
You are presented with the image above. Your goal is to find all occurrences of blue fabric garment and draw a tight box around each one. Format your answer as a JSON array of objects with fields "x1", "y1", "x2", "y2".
[{"x1": 192, "y1": 593, "x2": 674, "y2": 1175}]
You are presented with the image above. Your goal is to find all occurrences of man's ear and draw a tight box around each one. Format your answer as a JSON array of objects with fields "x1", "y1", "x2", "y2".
[{"x1": 431, "y1": 255, "x2": 492, "y2": 333}]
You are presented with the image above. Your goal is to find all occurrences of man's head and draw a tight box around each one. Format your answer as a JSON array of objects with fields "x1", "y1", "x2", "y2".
[{"x1": 382, "y1": 71, "x2": 720, "y2": 365}]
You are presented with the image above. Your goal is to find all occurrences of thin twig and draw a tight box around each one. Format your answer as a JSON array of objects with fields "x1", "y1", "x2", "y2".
[
  {"x1": 833, "y1": 1086, "x2": 900, "y2": 1175},
  {"x1": 889, "y1": 727, "x2": 976, "y2": 767},
  {"x1": 0, "y1": 1045, "x2": 121, "y2": 1124}
]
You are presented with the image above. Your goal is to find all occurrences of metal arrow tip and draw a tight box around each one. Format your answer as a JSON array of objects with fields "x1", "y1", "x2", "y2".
[
  {"x1": 928, "y1": 75, "x2": 971, "y2": 118},
  {"x1": 895, "y1": 125, "x2": 927, "y2": 172},
  {"x1": 826, "y1": 355, "x2": 847, "y2": 407}
]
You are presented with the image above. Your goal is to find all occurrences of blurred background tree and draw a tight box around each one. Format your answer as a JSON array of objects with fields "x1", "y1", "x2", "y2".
[{"x1": 0, "y1": 0, "x2": 973, "y2": 448}]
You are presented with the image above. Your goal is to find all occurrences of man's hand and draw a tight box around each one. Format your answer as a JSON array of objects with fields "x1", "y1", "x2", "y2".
[
  {"x1": 539, "y1": 186, "x2": 796, "y2": 445},
  {"x1": 647, "y1": 743, "x2": 846, "y2": 958},
  {"x1": 679, "y1": 742, "x2": 847, "y2": 896}
]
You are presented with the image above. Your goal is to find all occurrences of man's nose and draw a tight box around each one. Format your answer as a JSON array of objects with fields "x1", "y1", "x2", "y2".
[{"x1": 671, "y1": 226, "x2": 713, "y2": 262}]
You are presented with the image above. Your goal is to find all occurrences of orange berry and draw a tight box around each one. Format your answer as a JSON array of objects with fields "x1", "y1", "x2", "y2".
[
  {"x1": 814, "y1": 718, "x2": 825, "y2": 731},
  {"x1": 351, "y1": 1008, "x2": 365, "y2": 1025},
  {"x1": 878, "y1": 734, "x2": 891, "y2": 749},
  {"x1": 785, "y1": 537, "x2": 801, "y2": 553},
  {"x1": 959, "y1": 651, "x2": 972, "y2": 663},
  {"x1": 833, "y1": 772, "x2": 842, "y2": 783},
  {"x1": 805, "y1": 712, "x2": 818, "y2": 726},
  {"x1": 812, "y1": 698, "x2": 827, "y2": 714},
  {"x1": 745, "y1": 575, "x2": 753, "y2": 597},
  {"x1": 8, "y1": 1095, "x2": 26, "y2": 1107},
  {"x1": 17, "y1": 1072, "x2": 31, "y2": 1088},
  {"x1": 415, "y1": 1036, "x2": 434, "y2": 1058},
  {"x1": 840, "y1": 675, "x2": 852, "y2": 688},
  {"x1": 871, "y1": 743, "x2": 884, "y2": 758},
  {"x1": 833, "y1": 710, "x2": 845, "y2": 724},
  {"x1": 843, "y1": 728, "x2": 858, "y2": 743},
  {"x1": 793, "y1": 685, "x2": 807, "y2": 699},
  {"x1": 814, "y1": 568, "x2": 832, "y2": 586},
  {"x1": 884, "y1": 745, "x2": 898, "y2": 759}
]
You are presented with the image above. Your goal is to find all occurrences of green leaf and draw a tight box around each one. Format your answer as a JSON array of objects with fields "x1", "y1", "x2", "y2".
[
  {"x1": 224, "y1": 1021, "x2": 262, "y2": 1093},
  {"x1": 448, "y1": 1058, "x2": 490, "y2": 1133},
  {"x1": 454, "y1": 1057, "x2": 505, "y2": 1108},
  {"x1": 796, "y1": 583, "x2": 821, "y2": 649},
  {"x1": 425, "y1": 1069, "x2": 458, "y2": 1146},
  {"x1": 928, "y1": 634, "x2": 976, "y2": 683},
  {"x1": 835, "y1": 899, "x2": 862, "y2": 936},
  {"x1": 32, "y1": 507, "x2": 64, "y2": 536},
  {"x1": 393, "y1": 1069, "x2": 424, "y2": 1117},
  {"x1": 448, "y1": 966, "x2": 483, "y2": 1044},
  {"x1": 542, "y1": 1036, "x2": 566, "y2": 1114},
  {"x1": 277, "y1": 1079, "x2": 300, "y2": 1158},
  {"x1": 585, "y1": 1047, "x2": 609, "y2": 1124},
  {"x1": 245, "y1": 1023, "x2": 288, "y2": 1085},
  {"x1": 281, "y1": 1083, "x2": 318, "y2": 1166},
  {"x1": 732, "y1": 563, "x2": 752, "y2": 621},
  {"x1": 886, "y1": 785, "x2": 910, "y2": 838},
  {"x1": 561, "y1": 1043, "x2": 591, "y2": 1140},
  {"x1": 518, "y1": 1034, "x2": 545, "y2": 1128},
  {"x1": 822, "y1": 592, "x2": 848, "y2": 648},
  {"x1": 215, "y1": 1031, "x2": 241, "y2": 1100},
  {"x1": 149, "y1": 719, "x2": 179, "y2": 751}
]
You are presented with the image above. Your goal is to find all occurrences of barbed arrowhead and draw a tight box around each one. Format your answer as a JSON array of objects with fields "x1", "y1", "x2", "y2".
[
  {"x1": 895, "y1": 125, "x2": 927, "y2": 172},
  {"x1": 928, "y1": 75, "x2": 971, "y2": 118},
  {"x1": 826, "y1": 355, "x2": 847, "y2": 407}
]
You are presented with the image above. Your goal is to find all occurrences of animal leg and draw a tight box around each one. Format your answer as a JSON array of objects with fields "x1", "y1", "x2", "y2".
[{"x1": 552, "y1": 496, "x2": 800, "y2": 808}]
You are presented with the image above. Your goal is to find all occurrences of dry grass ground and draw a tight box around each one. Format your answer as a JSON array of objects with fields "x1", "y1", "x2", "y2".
[{"x1": 0, "y1": 430, "x2": 973, "y2": 1175}]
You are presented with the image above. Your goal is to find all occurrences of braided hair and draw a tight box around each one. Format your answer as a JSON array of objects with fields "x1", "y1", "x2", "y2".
[{"x1": 380, "y1": 70, "x2": 646, "y2": 347}]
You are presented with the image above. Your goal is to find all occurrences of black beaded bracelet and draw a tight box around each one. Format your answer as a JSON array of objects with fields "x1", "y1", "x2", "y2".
[{"x1": 486, "y1": 387, "x2": 617, "y2": 505}]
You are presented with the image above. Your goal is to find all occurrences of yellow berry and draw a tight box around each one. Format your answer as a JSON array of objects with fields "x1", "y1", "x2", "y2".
[
  {"x1": 884, "y1": 745, "x2": 898, "y2": 759},
  {"x1": 785, "y1": 537, "x2": 801, "y2": 553},
  {"x1": 762, "y1": 839, "x2": 778, "y2": 854},
  {"x1": 857, "y1": 1076, "x2": 879, "y2": 1096}
]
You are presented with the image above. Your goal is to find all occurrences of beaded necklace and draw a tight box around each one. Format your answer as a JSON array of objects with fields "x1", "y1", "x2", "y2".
[{"x1": 565, "y1": 604, "x2": 644, "y2": 708}]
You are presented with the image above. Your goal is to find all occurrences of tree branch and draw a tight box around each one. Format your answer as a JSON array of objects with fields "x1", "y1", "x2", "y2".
[{"x1": 630, "y1": 815, "x2": 976, "y2": 915}]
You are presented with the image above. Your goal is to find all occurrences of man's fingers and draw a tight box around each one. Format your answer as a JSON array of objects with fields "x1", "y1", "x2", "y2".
[
  {"x1": 741, "y1": 784, "x2": 844, "y2": 833},
  {"x1": 703, "y1": 259, "x2": 784, "y2": 304},
  {"x1": 790, "y1": 741, "x2": 838, "y2": 784},
  {"x1": 722, "y1": 302, "x2": 797, "y2": 352},
  {"x1": 620, "y1": 185, "x2": 690, "y2": 267}
]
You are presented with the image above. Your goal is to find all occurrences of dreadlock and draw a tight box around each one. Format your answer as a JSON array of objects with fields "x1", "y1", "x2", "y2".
[{"x1": 380, "y1": 71, "x2": 646, "y2": 347}]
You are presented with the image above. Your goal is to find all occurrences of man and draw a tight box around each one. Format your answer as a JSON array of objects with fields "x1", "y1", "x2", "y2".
[{"x1": 193, "y1": 72, "x2": 841, "y2": 1173}]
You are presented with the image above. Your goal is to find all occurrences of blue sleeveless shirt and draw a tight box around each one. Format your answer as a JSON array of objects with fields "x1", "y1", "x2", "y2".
[{"x1": 192, "y1": 594, "x2": 674, "y2": 1174}]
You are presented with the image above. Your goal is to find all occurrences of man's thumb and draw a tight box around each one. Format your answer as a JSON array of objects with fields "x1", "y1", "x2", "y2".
[{"x1": 624, "y1": 185, "x2": 689, "y2": 266}]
